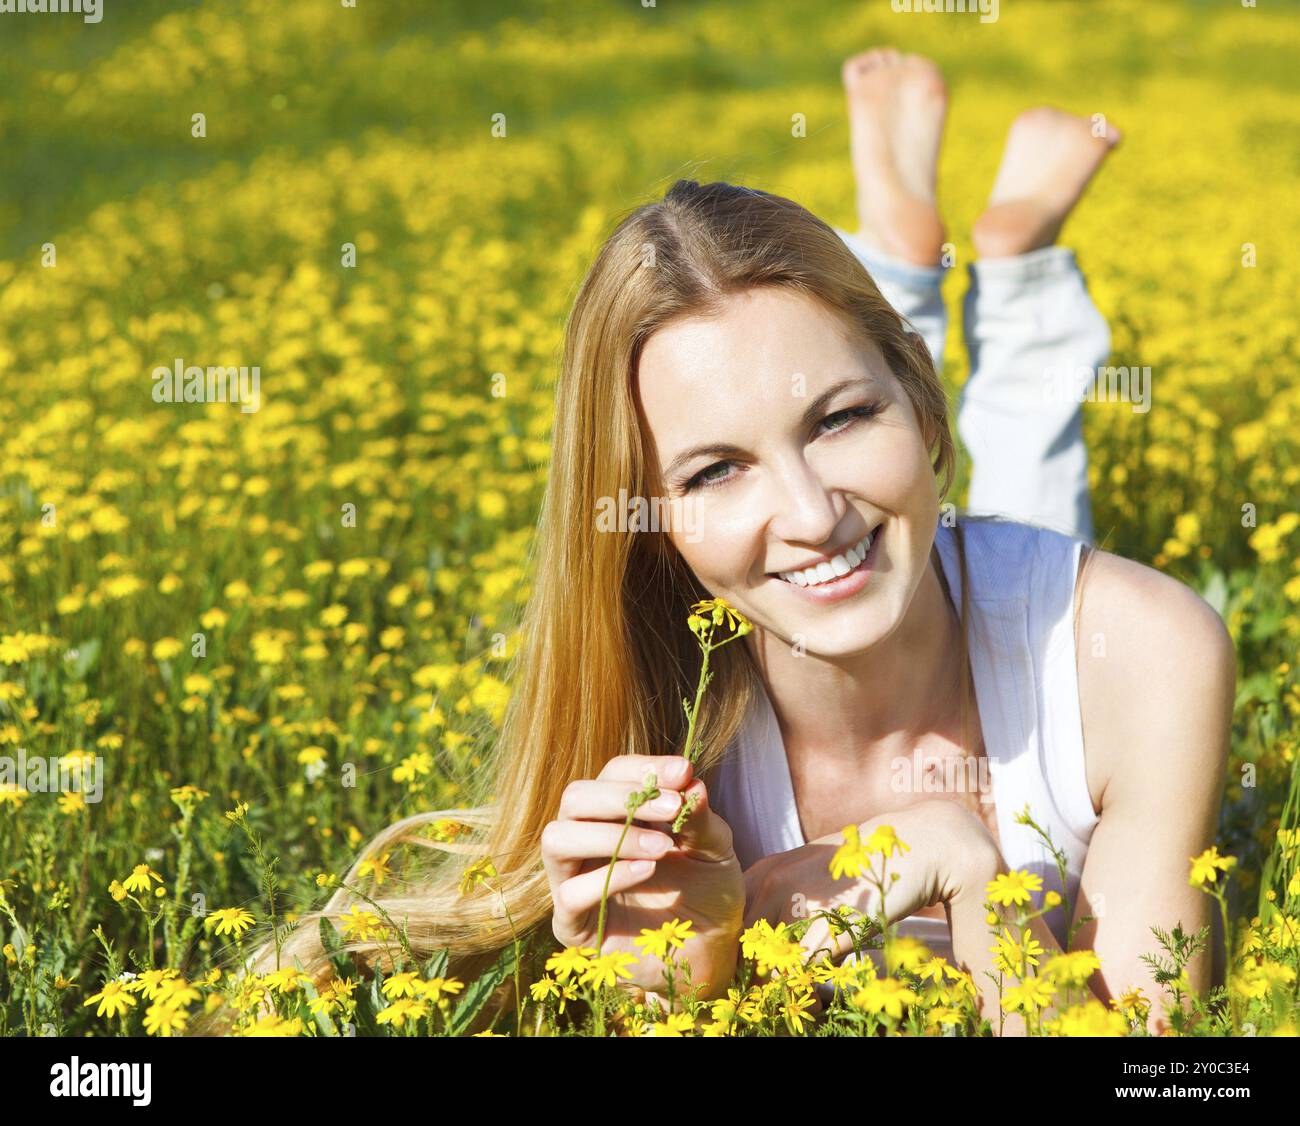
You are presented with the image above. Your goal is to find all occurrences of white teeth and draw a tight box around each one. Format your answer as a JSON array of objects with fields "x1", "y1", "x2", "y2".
[{"x1": 777, "y1": 528, "x2": 877, "y2": 588}]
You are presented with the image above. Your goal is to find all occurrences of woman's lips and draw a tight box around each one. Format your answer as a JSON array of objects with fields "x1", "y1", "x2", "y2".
[{"x1": 768, "y1": 523, "x2": 882, "y2": 604}]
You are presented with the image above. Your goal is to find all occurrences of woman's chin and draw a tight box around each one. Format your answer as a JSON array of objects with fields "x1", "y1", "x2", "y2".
[{"x1": 763, "y1": 604, "x2": 894, "y2": 659}]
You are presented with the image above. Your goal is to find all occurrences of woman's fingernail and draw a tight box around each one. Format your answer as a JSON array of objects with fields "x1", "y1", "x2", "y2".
[{"x1": 640, "y1": 831, "x2": 670, "y2": 853}]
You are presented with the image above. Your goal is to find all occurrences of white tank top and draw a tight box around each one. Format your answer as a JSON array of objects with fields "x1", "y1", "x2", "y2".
[{"x1": 709, "y1": 516, "x2": 1101, "y2": 973}]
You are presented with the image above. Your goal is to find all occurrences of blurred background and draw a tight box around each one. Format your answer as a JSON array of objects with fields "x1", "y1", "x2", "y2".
[{"x1": 0, "y1": 0, "x2": 1297, "y2": 1034}]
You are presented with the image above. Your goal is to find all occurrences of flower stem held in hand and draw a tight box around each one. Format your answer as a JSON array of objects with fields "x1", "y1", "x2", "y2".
[
  {"x1": 594, "y1": 598, "x2": 752, "y2": 952},
  {"x1": 673, "y1": 598, "x2": 752, "y2": 831},
  {"x1": 594, "y1": 771, "x2": 663, "y2": 953}
]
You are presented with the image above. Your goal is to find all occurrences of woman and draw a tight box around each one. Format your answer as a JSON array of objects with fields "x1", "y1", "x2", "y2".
[{"x1": 258, "y1": 51, "x2": 1235, "y2": 1036}]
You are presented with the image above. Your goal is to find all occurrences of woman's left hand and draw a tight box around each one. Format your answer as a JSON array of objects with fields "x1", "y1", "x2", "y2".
[{"x1": 741, "y1": 799, "x2": 1002, "y2": 963}]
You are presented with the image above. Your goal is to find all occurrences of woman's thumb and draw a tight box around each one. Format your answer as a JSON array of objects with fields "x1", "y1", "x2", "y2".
[{"x1": 670, "y1": 778, "x2": 735, "y2": 863}]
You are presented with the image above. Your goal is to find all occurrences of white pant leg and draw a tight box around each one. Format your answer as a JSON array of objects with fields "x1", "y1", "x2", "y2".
[
  {"x1": 833, "y1": 228, "x2": 948, "y2": 372},
  {"x1": 958, "y1": 246, "x2": 1110, "y2": 545}
]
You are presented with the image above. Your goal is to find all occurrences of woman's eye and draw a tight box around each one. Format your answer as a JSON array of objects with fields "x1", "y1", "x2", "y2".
[
  {"x1": 680, "y1": 403, "x2": 882, "y2": 494},
  {"x1": 683, "y1": 461, "x2": 735, "y2": 492},
  {"x1": 818, "y1": 404, "x2": 880, "y2": 435}
]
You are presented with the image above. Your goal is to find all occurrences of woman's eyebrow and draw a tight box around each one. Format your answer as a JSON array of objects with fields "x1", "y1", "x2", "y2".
[{"x1": 662, "y1": 376, "x2": 873, "y2": 479}]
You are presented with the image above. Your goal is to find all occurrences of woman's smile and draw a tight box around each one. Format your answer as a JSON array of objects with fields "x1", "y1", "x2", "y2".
[{"x1": 766, "y1": 520, "x2": 884, "y2": 604}]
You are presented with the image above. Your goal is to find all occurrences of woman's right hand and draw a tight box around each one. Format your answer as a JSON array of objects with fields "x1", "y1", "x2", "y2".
[{"x1": 540, "y1": 753, "x2": 745, "y2": 1002}]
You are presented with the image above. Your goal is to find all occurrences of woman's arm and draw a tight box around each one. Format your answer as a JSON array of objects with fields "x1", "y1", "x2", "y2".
[{"x1": 1066, "y1": 547, "x2": 1237, "y2": 1033}]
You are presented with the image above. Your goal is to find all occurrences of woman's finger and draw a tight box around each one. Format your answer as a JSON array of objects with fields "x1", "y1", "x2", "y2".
[
  {"x1": 595, "y1": 754, "x2": 693, "y2": 791},
  {"x1": 541, "y1": 819, "x2": 673, "y2": 891},
  {"x1": 669, "y1": 778, "x2": 735, "y2": 864},
  {"x1": 552, "y1": 859, "x2": 659, "y2": 938},
  {"x1": 557, "y1": 779, "x2": 683, "y2": 824}
]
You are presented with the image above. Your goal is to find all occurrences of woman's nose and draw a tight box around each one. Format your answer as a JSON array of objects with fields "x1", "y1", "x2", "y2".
[{"x1": 765, "y1": 458, "x2": 842, "y2": 546}]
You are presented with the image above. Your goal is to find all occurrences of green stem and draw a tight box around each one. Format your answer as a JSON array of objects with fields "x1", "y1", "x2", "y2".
[
  {"x1": 595, "y1": 811, "x2": 636, "y2": 954},
  {"x1": 681, "y1": 633, "x2": 713, "y2": 766}
]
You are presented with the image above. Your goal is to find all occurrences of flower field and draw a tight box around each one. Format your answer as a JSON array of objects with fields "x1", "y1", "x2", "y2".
[{"x1": 0, "y1": 0, "x2": 1298, "y2": 1036}]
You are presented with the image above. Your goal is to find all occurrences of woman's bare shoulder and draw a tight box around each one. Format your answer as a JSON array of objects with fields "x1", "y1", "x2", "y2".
[{"x1": 1072, "y1": 545, "x2": 1237, "y2": 815}]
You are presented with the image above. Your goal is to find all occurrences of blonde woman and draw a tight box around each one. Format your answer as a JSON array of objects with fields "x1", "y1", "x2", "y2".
[{"x1": 256, "y1": 51, "x2": 1234, "y2": 1036}]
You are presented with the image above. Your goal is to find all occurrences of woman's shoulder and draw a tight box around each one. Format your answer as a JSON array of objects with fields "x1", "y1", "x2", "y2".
[
  {"x1": 1072, "y1": 542, "x2": 1237, "y2": 812},
  {"x1": 942, "y1": 514, "x2": 1083, "y2": 603},
  {"x1": 1072, "y1": 544, "x2": 1235, "y2": 671}
]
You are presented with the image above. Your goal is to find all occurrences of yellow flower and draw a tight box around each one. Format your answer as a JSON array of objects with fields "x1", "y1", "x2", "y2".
[
  {"x1": 459, "y1": 856, "x2": 498, "y2": 895},
  {"x1": 126, "y1": 968, "x2": 178, "y2": 1000},
  {"x1": 169, "y1": 784, "x2": 209, "y2": 809},
  {"x1": 781, "y1": 990, "x2": 818, "y2": 1033},
  {"x1": 338, "y1": 906, "x2": 388, "y2": 943},
  {"x1": 381, "y1": 971, "x2": 422, "y2": 1000},
  {"x1": 151, "y1": 638, "x2": 184, "y2": 661},
  {"x1": 1111, "y1": 986, "x2": 1152, "y2": 1021},
  {"x1": 851, "y1": 976, "x2": 919, "y2": 1020},
  {"x1": 418, "y1": 976, "x2": 465, "y2": 1004},
  {"x1": 1049, "y1": 999, "x2": 1128, "y2": 1036},
  {"x1": 121, "y1": 863, "x2": 164, "y2": 894},
  {"x1": 1189, "y1": 846, "x2": 1237, "y2": 887},
  {"x1": 320, "y1": 604, "x2": 349, "y2": 628},
  {"x1": 580, "y1": 951, "x2": 639, "y2": 990},
  {"x1": 863, "y1": 823, "x2": 910, "y2": 859},
  {"x1": 144, "y1": 999, "x2": 191, "y2": 1037},
  {"x1": 546, "y1": 946, "x2": 596, "y2": 983},
  {"x1": 58, "y1": 791, "x2": 87, "y2": 815},
  {"x1": 689, "y1": 597, "x2": 751, "y2": 635},
  {"x1": 633, "y1": 917, "x2": 694, "y2": 962},
  {"x1": 829, "y1": 824, "x2": 870, "y2": 879},
  {"x1": 155, "y1": 976, "x2": 202, "y2": 1006},
  {"x1": 1002, "y1": 975, "x2": 1057, "y2": 1014},
  {"x1": 357, "y1": 851, "x2": 393, "y2": 886},
  {"x1": 530, "y1": 975, "x2": 560, "y2": 1002},
  {"x1": 392, "y1": 751, "x2": 433, "y2": 785},
  {"x1": 241, "y1": 1014, "x2": 304, "y2": 1037},
  {"x1": 376, "y1": 997, "x2": 429, "y2": 1027},
  {"x1": 205, "y1": 907, "x2": 256, "y2": 937},
  {"x1": 927, "y1": 1005, "x2": 966, "y2": 1029},
  {"x1": 263, "y1": 968, "x2": 309, "y2": 994},
  {"x1": 84, "y1": 980, "x2": 137, "y2": 1019},
  {"x1": 985, "y1": 869, "x2": 1043, "y2": 907},
  {"x1": 1042, "y1": 949, "x2": 1103, "y2": 988},
  {"x1": 883, "y1": 935, "x2": 931, "y2": 975},
  {"x1": 989, "y1": 927, "x2": 1044, "y2": 977}
]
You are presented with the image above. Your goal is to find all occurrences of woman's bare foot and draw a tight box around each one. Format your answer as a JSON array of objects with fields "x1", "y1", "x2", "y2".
[
  {"x1": 842, "y1": 48, "x2": 947, "y2": 267},
  {"x1": 972, "y1": 107, "x2": 1121, "y2": 260}
]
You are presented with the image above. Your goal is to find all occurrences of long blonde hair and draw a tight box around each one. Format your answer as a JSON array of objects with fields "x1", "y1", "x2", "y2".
[{"x1": 206, "y1": 179, "x2": 1002, "y2": 1031}]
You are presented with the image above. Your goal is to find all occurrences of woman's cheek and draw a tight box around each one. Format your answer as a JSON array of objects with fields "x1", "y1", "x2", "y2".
[{"x1": 672, "y1": 498, "x2": 759, "y2": 582}]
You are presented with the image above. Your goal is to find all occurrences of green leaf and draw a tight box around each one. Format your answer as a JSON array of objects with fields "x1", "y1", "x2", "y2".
[
  {"x1": 318, "y1": 916, "x2": 357, "y2": 978},
  {"x1": 317, "y1": 917, "x2": 378, "y2": 1036},
  {"x1": 299, "y1": 977, "x2": 334, "y2": 1038},
  {"x1": 448, "y1": 941, "x2": 518, "y2": 1036},
  {"x1": 422, "y1": 946, "x2": 450, "y2": 980}
]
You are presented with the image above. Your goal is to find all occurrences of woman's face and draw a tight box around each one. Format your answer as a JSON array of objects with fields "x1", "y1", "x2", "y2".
[{"x1": 635, "y1": 285, "x2": 941, "y2": 659}]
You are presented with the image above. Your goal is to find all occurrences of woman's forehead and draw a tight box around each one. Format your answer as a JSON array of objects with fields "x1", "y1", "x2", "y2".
[{"x1": 636, "y1": 288, "x2": 887, "y2": 408}]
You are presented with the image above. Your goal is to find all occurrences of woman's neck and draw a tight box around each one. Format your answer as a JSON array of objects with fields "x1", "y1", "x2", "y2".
[{"x1": 745, "y1": 544, "x2": 964, "y2": 768}]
